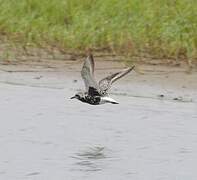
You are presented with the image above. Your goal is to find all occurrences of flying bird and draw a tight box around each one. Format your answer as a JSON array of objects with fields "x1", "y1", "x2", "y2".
[{"x1": 70, "y1": 54, "x2": 134, "y2": 105}]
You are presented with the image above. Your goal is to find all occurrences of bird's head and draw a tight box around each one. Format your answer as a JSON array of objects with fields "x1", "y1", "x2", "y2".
[{"x1": 70, "y1": 92, "x2": 84, "y2": 100}]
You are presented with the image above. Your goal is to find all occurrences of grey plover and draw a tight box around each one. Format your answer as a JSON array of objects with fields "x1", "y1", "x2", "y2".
[{"x1": 70, "y1": 54, "x2": 134, "y2": 105}]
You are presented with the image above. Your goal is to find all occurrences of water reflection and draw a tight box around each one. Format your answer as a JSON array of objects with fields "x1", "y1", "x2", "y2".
[
  {"x1": 71, "y1": 146, "x2": 109, "y2": 172},
  {"x1": 25, "y1": 172, "x2": 40, "y2": 176}
]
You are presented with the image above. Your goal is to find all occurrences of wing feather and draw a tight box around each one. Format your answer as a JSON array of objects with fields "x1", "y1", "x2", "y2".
[
  {"x1": 99, "y1": 66, "x2": 135, "y2": 93},
  {"x1": 81, "y1": 54, "x2": 100, "y2": 95}
]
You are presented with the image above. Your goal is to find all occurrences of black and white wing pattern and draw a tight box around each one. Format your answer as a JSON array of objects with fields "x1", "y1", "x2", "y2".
[
  {"x1": 81, "y1": 54, "x2": 100, "y2": 96},
  {"x1": 99, "y1": 66, "x2": 135, "y2": 95}
]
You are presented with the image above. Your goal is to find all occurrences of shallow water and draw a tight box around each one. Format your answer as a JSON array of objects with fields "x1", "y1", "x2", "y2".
[{"x1": 0, "y1": 77, "x2": 197, "y2": 180}]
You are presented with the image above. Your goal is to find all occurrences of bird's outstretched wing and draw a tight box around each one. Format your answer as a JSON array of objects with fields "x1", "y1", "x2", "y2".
[
  {"x1": 81, "y1": 54, "x2": 100, "y2": 95},
  {"x1": 99, "y1": 66, "x2": 135, "y2": 94}
]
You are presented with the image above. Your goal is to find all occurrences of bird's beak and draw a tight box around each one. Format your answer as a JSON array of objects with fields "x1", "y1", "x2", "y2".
[{"x1": 70, "y1": 96, "x2": 76, "y2": 99}]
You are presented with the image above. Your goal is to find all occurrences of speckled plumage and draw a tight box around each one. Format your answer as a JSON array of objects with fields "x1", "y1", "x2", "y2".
[{"x1": 70, "y1": 54, "x2": 134, "y2": 105}]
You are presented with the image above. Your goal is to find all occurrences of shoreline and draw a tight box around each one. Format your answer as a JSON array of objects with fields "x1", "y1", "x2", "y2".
[
  {"x1": 1, "y1": 56, "x2": 197, "y2": 103},
  {"x1": 0, "y1": 36, "x2": 196, "y2": 71}
]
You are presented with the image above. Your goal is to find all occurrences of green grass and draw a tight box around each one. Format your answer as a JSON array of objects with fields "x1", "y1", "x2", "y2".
[{"x1": 0, "y1": 0, "x2": 196, "y2": 60}]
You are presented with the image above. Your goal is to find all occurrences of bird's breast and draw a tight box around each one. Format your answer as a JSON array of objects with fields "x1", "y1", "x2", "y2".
[{"x1": 84, "y1": 95, "x2": 101, "y2": 105}]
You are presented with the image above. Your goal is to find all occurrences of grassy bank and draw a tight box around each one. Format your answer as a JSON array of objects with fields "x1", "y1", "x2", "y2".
[{"x1": 0, "y1": 0, "x2": 196, "y2": 60}]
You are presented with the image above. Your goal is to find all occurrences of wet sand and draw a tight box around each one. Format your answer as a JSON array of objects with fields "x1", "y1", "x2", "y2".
[{"x1": 0, "y1": 60, "x2": 197, "y2": 180}]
